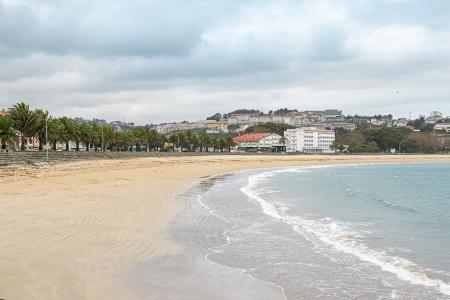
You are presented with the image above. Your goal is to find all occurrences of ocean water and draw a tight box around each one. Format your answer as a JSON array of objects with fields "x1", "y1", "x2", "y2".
[{"x1": 175, "y1": 163, "x2": 450, "y2": 299}]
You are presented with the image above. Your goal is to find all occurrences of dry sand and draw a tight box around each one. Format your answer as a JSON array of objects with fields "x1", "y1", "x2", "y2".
[{"x1": 1, "y1": 154, "x2": 450, "y2": 300}]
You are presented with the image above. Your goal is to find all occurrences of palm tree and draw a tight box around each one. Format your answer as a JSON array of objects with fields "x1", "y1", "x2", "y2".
[
  {"x1": 201, "y1": 134, "x2": 211, "y2": 152},
  {"x1": 78, "y1": 122, "x2": 93, "y2": 151},
  {"x1": 34, "y1": 109, "x2": 50, "y2": 151},
  {"x1": 190, "y1": 134, "x2": 199, "y2": 152},
  {"x1": 155, "y1": 133, "x2": 166, "y2": 151},
  {"x1": 131, "y1": 126, "x2": 148, "y2": 152},
  {"x1": 89, "y1": 121, "x2": 102, "y2": 151},
  {"x1": 223, "y1": 136, "x2": 235, "y2": 152},
  {"x1": 47, "y1": 118, "x2": 64, "y2": 151},
  {"x1": 0, "y1": 115, "x2": 16, "y2": 149},
  {"x1": 144, "y1": 128, "x2": 161, "y2": 151},
  {"x1": 109, "y1": 130, "x2": 126, "y2": 151},
  {"x1": 59, "y1": 117, "x2": 77, "y2": 151},
  {"x1": 102, "y1": 125, "x2": 115, "y2": 151},
  {"x1": 8, "y1": 102, "x2": 39, "y2": 150},
  {"x1": 168, "y1": 133, "x2": 178, "y2": 151},
  {"x1": 210, "y1": 136, "x2": 218, "y2": 152}
]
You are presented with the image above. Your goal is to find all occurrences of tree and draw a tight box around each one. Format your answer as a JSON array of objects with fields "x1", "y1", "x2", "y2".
[
  {"x1": 0, "y1": 116, "x2": 16, "y2": 149},
  {"x1": 34, "y1": 109, "x2": 50, "y2": 151},
  {"x1": 367, "y1": 141, "x2": 379, "y2": 152},
  {"x1": 206, "y1": 113, "x2": 222, "y2": 121},
  {"x1": 78, "y1": 122, "x2": 93, "y2": 151},
  {"x1": 335, "y1": 127, "x2": 350, "y2": 140},
  {"x1": 210, "y1": 136, "x2": 218, "y2": 152},
  {"x1": 46, "y1": 118, "x2": 63, "y2": 150},
  {"x1": 59, "y1": 117, "x2": 78, "y2": 151},
  {"x1": 8, "y1": 102, "x2": 39, "y2": 150},
  {"x1": 409, "y1": 132, "x2": 439, "y2": 153},
  {"x1": 89, "y1": 121, "x2": 103, "y2": 151},
  {"x1": 223, "y1": 136, "x2": 235, "y2": 152},
  {"x1": 131, "y1": 126, "x2": 147, "y2": 152},
  {"x1": 245, "y1": 122, "x2": 294, "y2": 136},
  {"x1": 330, "y1": 140, "x2": 340, "y2": 153},
  {"x1": 169, "y1": 133, "x2": 179, "y2": 151},
  {"x1": 399, "y1": 138, "x2": 418, "y2": 153},
  {"x1": 348, "y1": 141, "x2": 359, "y2": 153}
]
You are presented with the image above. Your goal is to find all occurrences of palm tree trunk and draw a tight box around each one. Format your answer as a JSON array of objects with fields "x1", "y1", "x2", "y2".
[
  {"x1": 21, "y1": 136, "x2": 26, "y2": 150},
  {"x1": 38, "y1": 136, "x2": 44, "y2": 151}
]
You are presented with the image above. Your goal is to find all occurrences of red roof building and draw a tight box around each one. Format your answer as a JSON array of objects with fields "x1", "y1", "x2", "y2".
[
  {"x1": 233, "y1": 132, "x2": 272, "y2": 143},
  {"x1": 233, "y1": 132, "x2": 283, "y2": 152}
]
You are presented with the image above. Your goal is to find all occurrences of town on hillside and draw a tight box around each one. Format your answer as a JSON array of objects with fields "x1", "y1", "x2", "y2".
[{"x1": 1, "y1": 105, "x2": 450, "y2": 154}]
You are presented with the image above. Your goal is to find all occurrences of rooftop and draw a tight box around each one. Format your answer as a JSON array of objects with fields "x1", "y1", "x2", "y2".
[{"x1": 233, "y1": 132, "x2": 273, "y2": 143}]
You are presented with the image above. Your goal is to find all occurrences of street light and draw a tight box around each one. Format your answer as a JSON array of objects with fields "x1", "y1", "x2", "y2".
[{"x1": 45, "y1": 119, "x2": 49, "y2": 161}]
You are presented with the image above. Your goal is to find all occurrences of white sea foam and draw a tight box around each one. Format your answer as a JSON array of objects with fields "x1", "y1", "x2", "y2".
[
  {"x1": 381, "y1": 200, "x2": 399, "y2": 208},
  {"x1": 240, "y1": 169, "x2": 450, "y2": 297}
]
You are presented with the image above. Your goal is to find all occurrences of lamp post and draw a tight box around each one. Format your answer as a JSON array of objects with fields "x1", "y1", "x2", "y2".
[{"x1": 45, "y1": 119, "x2": 49, "y2": 161}]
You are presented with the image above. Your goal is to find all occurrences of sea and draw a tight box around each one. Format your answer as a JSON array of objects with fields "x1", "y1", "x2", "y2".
[{"x1": 173, "y1": 162, "x2": 450, "y2": 299}]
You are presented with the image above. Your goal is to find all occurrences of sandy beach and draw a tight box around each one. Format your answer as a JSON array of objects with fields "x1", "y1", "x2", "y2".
[{"x1": 1, "y1": 154, "x2": 450, "y2": 300}]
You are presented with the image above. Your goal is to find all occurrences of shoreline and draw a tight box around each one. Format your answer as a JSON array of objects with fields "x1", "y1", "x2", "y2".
[
  {"x1": 1, "y1": 155, "x2": 450, "y2": 299},
  {"x1": 185, "y1": 162, "x2": 450, "y2": 299}
]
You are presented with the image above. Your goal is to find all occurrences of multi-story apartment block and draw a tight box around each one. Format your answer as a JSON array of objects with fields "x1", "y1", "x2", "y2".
[
  {"x1": 426, "y1": 111, "x2": 443, "y2": 124},
  {"x1": 156, "y1": 121, "x2": 206, "y2": 134},
  {"x1": 284, "y1": 127, "x2": 335, "y2": 154}
]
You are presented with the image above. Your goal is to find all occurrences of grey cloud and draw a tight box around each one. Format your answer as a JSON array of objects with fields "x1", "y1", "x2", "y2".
[
  {"x1": 0, "y1": 0, "x2": 450, "y2": 123},
  {"x1": 0, "y1": 0, "x2": 250, "y2": 58}
]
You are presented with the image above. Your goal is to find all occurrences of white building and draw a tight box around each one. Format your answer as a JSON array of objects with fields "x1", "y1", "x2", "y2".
[
  {"x1": 426, "y1": 111, "x2": 443, "y2": 124},
  {"x1": 156, "y1": 121, "x2": 206, "y2": 134},
  {"x1": 394, "y1": 118, "x2": 409, "y2": 127},
  {"x1": 434, "y1": 123, "x2": 450, "y2": 133},
  {"x1": 284, "y1": 127, "x2": 335, "y2": 154}
]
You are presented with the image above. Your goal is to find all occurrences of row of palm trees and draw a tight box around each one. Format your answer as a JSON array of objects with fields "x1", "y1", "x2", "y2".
[
  {"x1": 0, "y1": 102, "x2": 235, "y2": 152},
  {"x1": 168, "y1": 131, "x2": 235, "y2": 152}
]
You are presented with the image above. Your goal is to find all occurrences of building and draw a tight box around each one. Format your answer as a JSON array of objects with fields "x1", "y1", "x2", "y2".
[
  {"x1": 110, "y1": 120, "x2": 134, "y2": 132},
  {"x1": 426, "y1": 111, "x2": 443, "y2": 124},
  {"x1": 284, "y1": 127, "x2": 335, "y2": 154},
  {"x1": 233, "y1": 132, "x2": 283, "y2": 152},
  {"x1": 205, "y1": 119, "x2": 229, "y2": 132},
  {"x1": 156, "y1": 121, "x2": 206, "y2": 134},
  {"x1": 370, "y1": 118, "x2": 386, "y2": 127},
  {"x1": 435, "y1": 123, "x2": 450, "y2": 133},
  {"x1": 394, "y1": 118, "x2": 409, "y2": 127}
]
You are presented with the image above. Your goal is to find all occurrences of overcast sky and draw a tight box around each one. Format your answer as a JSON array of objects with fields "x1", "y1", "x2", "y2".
[{"x1": 0, "y1": 0, "x2": 449, "y2": 124}]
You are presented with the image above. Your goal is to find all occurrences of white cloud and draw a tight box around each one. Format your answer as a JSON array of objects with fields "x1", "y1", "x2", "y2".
[
  {"x1": 0, "y1": 0, "x2": 450, "y2": 122},
  {"x1": 359, "y1": 25, "x2": 428, "y2": 62}
]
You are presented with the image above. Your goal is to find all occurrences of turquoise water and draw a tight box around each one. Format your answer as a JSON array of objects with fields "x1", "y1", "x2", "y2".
[{"x1": 188, "y1": 163, "x2": 450, "y2": 299}]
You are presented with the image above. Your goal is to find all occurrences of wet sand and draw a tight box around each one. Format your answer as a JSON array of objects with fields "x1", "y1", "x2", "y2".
[{"x1": 1, "y1": 154, "x2": 450, "y2": 299}]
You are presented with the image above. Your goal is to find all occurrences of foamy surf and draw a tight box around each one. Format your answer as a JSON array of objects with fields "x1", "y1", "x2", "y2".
[{"x1": 241, "y1": 169, "x2": 450, "y2": 297}]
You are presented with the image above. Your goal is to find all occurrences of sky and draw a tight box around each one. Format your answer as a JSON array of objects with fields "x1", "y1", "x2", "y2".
[{"x1": 0, "y1": 0, "x2": 449, "y2": 124}]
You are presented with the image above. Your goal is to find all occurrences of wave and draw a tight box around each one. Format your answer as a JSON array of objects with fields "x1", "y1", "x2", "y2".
[
  {"x1": 195, "y1": 194, "x2": 288, "y2": 300},
  {"x1": 375, "y1": 197, "x2": 418, "y2": 214},
  {"x1": 240, "y1": 169, "x2": 450, "y2": 297}
]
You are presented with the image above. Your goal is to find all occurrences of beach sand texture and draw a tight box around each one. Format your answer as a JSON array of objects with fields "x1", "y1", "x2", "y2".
[{"x1": 1, "y1": 154, "x2": 450, "y2": 300}]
